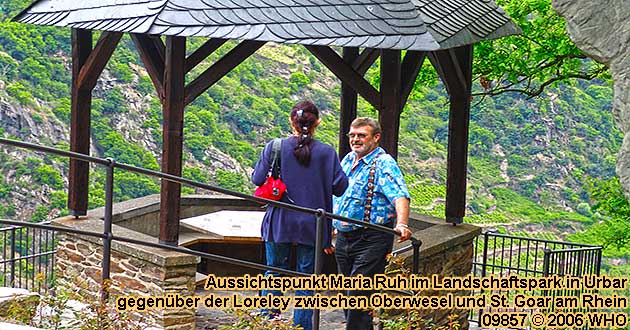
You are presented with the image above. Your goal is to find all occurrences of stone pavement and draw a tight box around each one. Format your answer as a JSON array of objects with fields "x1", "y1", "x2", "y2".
[{"x1": 194, "y1": 289, "x2": 347, "y2": 329}]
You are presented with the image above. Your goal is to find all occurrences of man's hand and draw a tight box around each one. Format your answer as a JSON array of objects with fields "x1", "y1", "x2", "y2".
[
  {"x1": 394, "y1": 197, "x2": 411, "y2": 242},
  {"x1": 394, "y1": 224, "x2": 412, "y2": 242},
  {"x1": 324, "y1": 246, "x2": 335, "y2": 254}
]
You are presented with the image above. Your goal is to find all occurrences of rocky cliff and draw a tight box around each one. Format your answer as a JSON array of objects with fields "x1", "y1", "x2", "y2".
[{"x1": 553, "y1": 0, "x2": 630, "y2": 197}]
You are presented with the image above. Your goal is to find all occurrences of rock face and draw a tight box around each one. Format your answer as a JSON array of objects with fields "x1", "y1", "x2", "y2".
[{"x1": 552, "y1": 0, "x2": 630, "y2": 196}]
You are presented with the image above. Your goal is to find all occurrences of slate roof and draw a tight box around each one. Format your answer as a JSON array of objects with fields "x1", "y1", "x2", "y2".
[
  {"x1": 414, "y1": 0, "x2": 520, "y2": 49},
  {"x1": 14, "y1": 0, "x2": 519, "y2": 50}
]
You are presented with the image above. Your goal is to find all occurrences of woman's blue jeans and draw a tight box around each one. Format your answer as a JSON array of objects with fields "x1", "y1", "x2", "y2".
[{"x1": 263, "y1": 242, "x2": 315, "y2": 330}]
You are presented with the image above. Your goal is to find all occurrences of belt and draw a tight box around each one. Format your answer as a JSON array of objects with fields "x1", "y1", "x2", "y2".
[
  {"x1": 339, "y1": 227, "x2": 367, "y2": 238},
  {"x1": 338, "y1": 221, "x2": 394, "y2": 238}
]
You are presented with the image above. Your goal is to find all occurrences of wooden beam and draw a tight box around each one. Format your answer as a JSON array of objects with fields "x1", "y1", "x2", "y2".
[
  {"x1": 185, "y1": 38, "x2": 227, "y2": 73},
  {"x1": 448, "y1": 48, "x2": 469, "y2": 94},
  {"x1": 131, "y1": 34, "x2": 165, "y2": 100},
  {"x1": 339, "y1": 47, "x2": 359, "y2": 158},
  {"x1": 352, "y1": 48, "x2": 379, "y2": 76},
  {"x1": 379, "y1": 49, "x2": 402, "y2": 159},
  {"x1": 68, "y1": 29, "x2": 92, "y2": 216},
  {"x1": 431, "y1": 45, "x2": 473, "y2": 224},
  {"x1": 400, "y1": 51, "x2": 426, "y2": 106},
  {"x1": 185, "y1": 40, "x2": 265, "y2": 105},
  {"x1": 151, "y1": 35, "x2": 166, "y2": 63},
  {"x1": 428, "y1": 49, "x2": 468, "y2": 98},
  {"x1": 77, "y1": 32, "x2": 122, "y2": 91},
  {"x1": 159, "y1": 36, "x2": 186, "y2": 245},
  {"x1": 306, "y1": 45, "x2": 381, "y2": 110}
]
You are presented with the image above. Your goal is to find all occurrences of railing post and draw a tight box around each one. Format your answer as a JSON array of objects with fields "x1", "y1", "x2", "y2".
[
  {"x1": 102, "y1": 158, "x2": 115, "y2": 304},
  {"x1": 312, "y1": 209, "x2": 325, "y2": 330},
  {"x1": 478, "y1": 231, "x2": 490, "y2": 324},
  {"x1": 595, "y1": 249, "x2": 602, "y2": 276},
  {"x1": 10, "y1": 228, "x2": 16, "y2": 287},
  {"x1": 411, "y1": 238, "x2": 422, "y2": 274},
  {"x1": 481, "y1": 231, "x2": 490, "y2": 277}
]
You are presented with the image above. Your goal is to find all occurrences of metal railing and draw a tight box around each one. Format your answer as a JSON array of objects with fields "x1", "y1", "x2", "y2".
[
  {"x1": 0, "y1": 137, "x2": 421, "y2": 329},
  {"x1": 0, "y1": 222, "x2": 56, "y2": 293},
  {"x1": 470, "y1": 231, "x2": 602, "y2": 327}
]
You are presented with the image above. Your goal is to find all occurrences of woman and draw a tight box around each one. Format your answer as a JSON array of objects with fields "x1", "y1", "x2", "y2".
[{"x1": 252, "y1": 100, "x2": 348, "y2": 329}]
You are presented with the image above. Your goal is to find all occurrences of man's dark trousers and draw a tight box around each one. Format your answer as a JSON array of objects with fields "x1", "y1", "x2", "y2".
[{"x1": 335, "y1": 225, "x2": 394, "y2": 330}]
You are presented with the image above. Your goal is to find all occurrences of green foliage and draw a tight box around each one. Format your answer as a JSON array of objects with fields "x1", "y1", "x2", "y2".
[
  {"x1": 33, "y1": 164, "x2": 63, "y2": 189},
  {"x1": 100, "y1": 87, "x2": 127, "y2": 114},
  {"x1": 108, "y1": 60, "x2": 134, "y2": 83},
  {"x1": 52, "y1": 97, "x2": 71, "y2": 123},
  {"x1": 0, "y1": 51, "x2": 18, "y2": 79},
  {"x1": 6, "y1": 81, "x2": 35, "y2": 106},
  {"x1": 289, "y1": 71, "x2": 310, "y2": 93},
  {"x1": 136, "y1": 74, "x2": 154, "y2": 95},
  {"x1": 407, "y1": 180, "x2": 445, "y2": 208},
  {"x1": 113, "y1": 172, "x2": 160, "y2": 202},
  {"x1": 472, "y1": 0, "x2": 609, "y2": 97},
  {"x1": 570, "y1": 178, "x2": 630, "y2": 252},
  {"x1": 0, "y1": 173, "x2": 10, "y2": 198},
  {"x1": 491, "y1": 187, "x2": 548, "y2": 222},
  {"x1": 215, "y1": 169, "x2": 248, "y2": 193},
  {"x1": 92, "y1": 119, "x2": 159, "y2": 170},
  {"x1": 50, "y1": 190, "x2": 68, "y2": 210},
  {"x1": 183, "y1": 166, "x2": 211, "y2": 184},
  {"x1": 379, "y1": 255, "x2": 462, "y2": 330},
  {"x1": 30, "y1": 205, "x2": 49, "y2": 222}
]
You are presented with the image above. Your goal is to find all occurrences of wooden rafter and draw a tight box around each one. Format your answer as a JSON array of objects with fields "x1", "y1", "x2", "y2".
[
  {"x1": 184, "y1": 40, "x2": 265, "y2": 106},
  {"x1": 77, "y1": 31, "x2": 122, "y2": 91},
  {"x1": 428, "y1": 49, "x2": 469, "y2": 97},
  {"x1": 401, "y1": 51, "x2": 426, "y2": 106},
  {"x1": 339, "y1": 47, "x2": 359, "y2": 158},
  {"x1": 306, "y1": 45, "x2": 381, "y2": 110},
  {"x1": 131, "y1": 34, "x2": 165, "y2": 100},
  {"x1": 379, "y1": 49, "x2": 402, "y2": 159},
  {"x1": 352, "y1": 48, "x2": 379, "y2": 76},
  {"x1": 185, "y1": 38, "x2": 227, "y2": 73}
]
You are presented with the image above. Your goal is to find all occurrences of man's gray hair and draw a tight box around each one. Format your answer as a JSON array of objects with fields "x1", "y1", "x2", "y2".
[{"x1": 350, "y1": 117, "x2": 382, "y2": 135}]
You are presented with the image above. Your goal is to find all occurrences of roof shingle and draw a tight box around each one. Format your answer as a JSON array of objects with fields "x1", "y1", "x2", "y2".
[{"x1": 14, "y1": 0, "x2": 520, "y2": 50}]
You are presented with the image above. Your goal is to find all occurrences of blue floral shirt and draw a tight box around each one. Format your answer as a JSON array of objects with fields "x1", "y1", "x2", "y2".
[{"x1": 333, "y1": 147, "x2": 410, "y2": 232}]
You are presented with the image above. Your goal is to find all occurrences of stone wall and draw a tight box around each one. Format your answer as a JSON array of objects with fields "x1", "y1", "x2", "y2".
[
  {"x1": 396, "y1": 214, "x2": 481, "y2": 330},
  {"x1": 53, "y1": 195, "x2": 481, "y2": 329},
  {"x1": 552, "y1": 0, "x2": 630, "y2": 197},
  {"x1": 54, "y1": 216, "x2": 200, "y2": 330}
]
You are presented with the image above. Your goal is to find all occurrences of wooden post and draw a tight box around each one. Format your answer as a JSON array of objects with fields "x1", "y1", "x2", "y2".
[
  {"x1": 430, "y1": 45, "x2": 473, "y2": 224},
  {"x1": 379, "y1": 49, "x2": 402, "y2": 159},
  {"x1": 159, "y1": 36, "x2": 186, "y2": 245},
  {"x1": 68, "y1": 29, "x2": 92, "y2": 216},
  {"x1": 339, "y1": 47, "x2": 359, "y2": 158}
]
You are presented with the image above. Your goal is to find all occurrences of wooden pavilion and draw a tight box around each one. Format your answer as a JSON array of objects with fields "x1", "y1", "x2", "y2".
[{"x1": 14, "y1": 0, "x2": 520, "y2": 245}]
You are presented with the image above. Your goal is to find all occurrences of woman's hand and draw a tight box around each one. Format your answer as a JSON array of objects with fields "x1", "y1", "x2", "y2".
[{"x1": 324, "y1": 246, "x2": 335, "y2": 254}]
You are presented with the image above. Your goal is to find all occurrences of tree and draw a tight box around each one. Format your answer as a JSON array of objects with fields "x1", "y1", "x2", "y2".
[
  {"x1": 586, "y1": 177, "x2": 630, "y2": 249},
  {"x1": 472, "y1": 0, "x2": 609, "y2": 98},
  {"x1": 413, "y1": 0, "x2": 610, "y2": 99}
]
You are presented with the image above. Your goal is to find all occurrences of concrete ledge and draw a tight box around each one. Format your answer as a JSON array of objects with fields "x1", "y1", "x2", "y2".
[
  {"x1": 87, "y1": 194, "x2": 260, "y2": 222},
  {"x1": 53, "y1": 216, "x2": 199, "y2": 267},
  {"x1": 393, "y1": 212, "x2": 481, "y2": 260},
  {"x1": 87, "y1": 194, "x2": 262, "y2": 237}
]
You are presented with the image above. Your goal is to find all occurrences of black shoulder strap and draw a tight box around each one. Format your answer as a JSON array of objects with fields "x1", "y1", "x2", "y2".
[{"x1": 270, "y1": 138, "x2": 282, "y2": 179}]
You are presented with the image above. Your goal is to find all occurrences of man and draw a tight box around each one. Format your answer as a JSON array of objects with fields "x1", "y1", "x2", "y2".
[{"x1": 333, "y1": 117, "x2": 412, "y2": 330}]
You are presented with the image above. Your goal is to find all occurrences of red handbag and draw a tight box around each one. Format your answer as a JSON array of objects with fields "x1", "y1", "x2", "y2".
[
  {"x1": 254, "y1": 138, "x2": 286, "y2": 200},
  {"x1": 254, "y1": 176, "x2": 286, "y2": 200}
]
